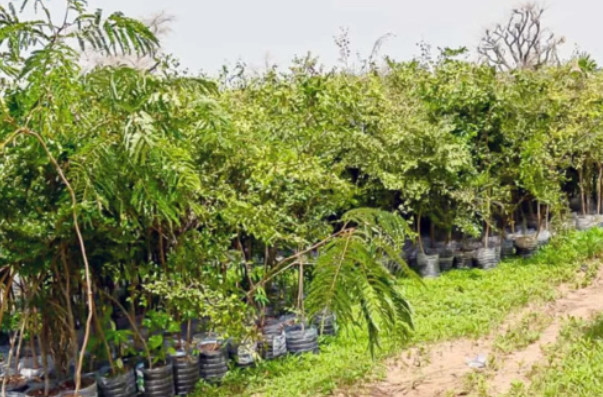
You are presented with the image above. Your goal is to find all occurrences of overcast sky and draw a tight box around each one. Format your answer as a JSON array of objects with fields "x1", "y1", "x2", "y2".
[{"x1": 42, "y1": 0, "x2": 603, "y2": 75}]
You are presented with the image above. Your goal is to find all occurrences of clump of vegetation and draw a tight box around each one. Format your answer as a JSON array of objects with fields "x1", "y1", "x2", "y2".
[{"x1": 1, "y1": 1, "x2": 603, "y2": 396}]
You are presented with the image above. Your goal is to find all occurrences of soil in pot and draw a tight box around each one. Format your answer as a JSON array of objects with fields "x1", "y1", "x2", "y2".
[
  {"x1": 25, "y1": 385, "x2": 62, "y2": 397},
  {"x1": 1, "y1": 374, "x2": 28, "y2": 391},
  {"x1": 55, "y1": 377, "x2": 97, "y2": 397}
]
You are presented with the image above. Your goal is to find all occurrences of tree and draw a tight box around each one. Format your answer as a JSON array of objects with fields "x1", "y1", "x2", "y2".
[{"x1": 478, "y1": 3, "x2": 565, "y2": 71}]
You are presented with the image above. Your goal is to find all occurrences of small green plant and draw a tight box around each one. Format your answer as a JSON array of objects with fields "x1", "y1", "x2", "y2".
[
  {"x1": 494, "y1": 312, "x2": 553, "y2": 354},
  {"x1": 142, "y1": 310, "x2": 180, "y2": 366}
]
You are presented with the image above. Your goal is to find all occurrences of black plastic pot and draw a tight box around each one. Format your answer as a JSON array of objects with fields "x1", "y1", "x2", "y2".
[
  {"x1": 234, "y1": 344, "x2": 256, "y2": 368},
  {"x1": 501, "y1": 239, "x2": 515, "y2": 258},
  {"x1": 438, "y1": 256, "x2": 454, "y2": 272},
  {"x1": 198, "y1": 347, "x2": 228, "y2": 383},
  {"x1": 475, "y1": 247, "x2": 499, "y2": 270},
  {"x1": 97, "y1": 367, "x2": 137, "y2": 397},
  {"x1": 258, "y1": 329, "x2": 287, "y2": 360},
  {"x1": 139, "y1": 362, "x2": 174, "y2": 397},
  {"x1": 312, "y1": 313, "x2": 337, "y2": 336},
  {"x1": 416, "y1": 252, "x2": 440, "y2": 278},
  {"x1": 285, "y1": 325, "x2": 318, "y2": 355},
  {"x1": 455, "y1": 251, "x2": 474, "y2": 269},
  {"x1": 171, "y1": 353, "x2": 199, "y2": 396},
  {"x1": 514, "y1": 235, "x2": 538, "y2": 258}
]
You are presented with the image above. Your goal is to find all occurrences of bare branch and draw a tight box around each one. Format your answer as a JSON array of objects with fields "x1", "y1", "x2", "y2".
[{"x1": 478, "y1": 2, "x2": 564, "y2": 70}]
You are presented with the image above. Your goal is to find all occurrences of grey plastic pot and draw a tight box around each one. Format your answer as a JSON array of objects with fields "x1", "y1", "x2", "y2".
[
  {"x1": 416, "y1": 252, "x2": 440, "y2": 278},
  {"x1": 475, "y1": 247, "x2": 499, "y2": 270},
  {"x1": 285, "y1": 325, "x2": 318, "y2": 355},
  {"x1": 576, "y1": 215, "x2": 595, "y2": 231},
  {"x1": 19, "y1": 356, "x2": 54, "y2": 380},
  {"x1": 171, "y1": 352, "x2": 199, "y2": 396},
  {"x1": 537, "y1": 230, "x2": 552, "y2": 247},
  {"x1": 96, "y1": 367, "x2": 137, "y2": 397}
]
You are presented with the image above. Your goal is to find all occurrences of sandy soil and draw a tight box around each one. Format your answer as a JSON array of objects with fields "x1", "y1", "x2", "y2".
[{"x1": 337, "y1": 263, "x2": 603, "y2": 397}]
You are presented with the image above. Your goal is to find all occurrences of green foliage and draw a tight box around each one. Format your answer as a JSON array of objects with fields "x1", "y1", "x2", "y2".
[
  {"x1": 306, "y1": 209, "x2": 414, "y2": 355},
  {"x1": 3, "y1": 0, "x2": 603, "y2": 392}
]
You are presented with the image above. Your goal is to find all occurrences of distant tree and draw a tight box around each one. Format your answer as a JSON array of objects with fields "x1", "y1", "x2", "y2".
[{"x1": 478, "y1": 3, "x2": 565, "y2": 71}]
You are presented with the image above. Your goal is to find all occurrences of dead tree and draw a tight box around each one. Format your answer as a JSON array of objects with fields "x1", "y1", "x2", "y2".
[{"x1": 478, "y1": 3, "x2": 565, "y2": 71}]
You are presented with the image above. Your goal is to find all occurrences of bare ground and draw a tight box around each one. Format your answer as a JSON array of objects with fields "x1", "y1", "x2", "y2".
[{"x1": 337, "y1": 263, "x2": 603, "y2": 397}]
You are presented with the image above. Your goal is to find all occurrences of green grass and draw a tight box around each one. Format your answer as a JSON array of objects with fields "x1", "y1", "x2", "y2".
[
  {"x1": 506, "y1": 314, "x2": 603, "y2": 397},
  {"x1": 195, "y1": 228, "x2": 603, "y2": 397},
  {"x1": 493, "y1": 311, "x2": 554, "y2": 354}
]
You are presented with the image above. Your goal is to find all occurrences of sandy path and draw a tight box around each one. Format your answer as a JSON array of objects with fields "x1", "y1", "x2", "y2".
[{"x1": 339, "y1": 263, "x2": 603, "y2": 397}]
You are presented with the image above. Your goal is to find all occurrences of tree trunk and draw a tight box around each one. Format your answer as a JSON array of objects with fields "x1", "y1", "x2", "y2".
[
  {"x1": 417, "y1": 210, "x2": 424, "y2": 253},
  {"x1": 579, "y1": 168, "x2": 586, "y2": 215},
  {"x1": 597, "y1": 164, "x2": 603, "y2": 215},
  {"x1": 537, "y1": 202, "x2": 541, "y2": 233}
]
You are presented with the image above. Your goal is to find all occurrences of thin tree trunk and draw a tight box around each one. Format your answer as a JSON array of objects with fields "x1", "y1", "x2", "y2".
[
  {"x1": 483, "y1": 222, "x2": 490, "y2": 248},
  {"x1": 297, "y1": 259, "x2": 305, "y2": 328},
  {"x1": 579, "y1": 168, "x2": 586, "y2": 215},
  {"x1": 417, "y1": 211, "x2": 424, "y2": 253},
  {"x1": 0, "y1": 272, "x2": 14, "y2": 334},
  {"x1": 92, "y1": 295, "x2": 116, "y2": 374},
  {"x1": 22, "y1": 129, "x2": 93, "y2": 395},
  {"x1": 537, "y1": 203, "x2": 541, "y2": 233},
  {"x1": 598, "y1": 164, "x2": 603, "y2": 215}
]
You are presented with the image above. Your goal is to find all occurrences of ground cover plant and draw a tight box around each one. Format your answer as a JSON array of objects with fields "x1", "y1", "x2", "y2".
[
  {"x1": 507, "y1": 311, "x2": 603, "y2": 397},
  {"x1": 1, "y1": 1, "x2": 603, "y2": 396}
]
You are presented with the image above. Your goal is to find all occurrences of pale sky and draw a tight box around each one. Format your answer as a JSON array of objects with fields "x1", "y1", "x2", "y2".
[{"x1": 41, "y1": 0, "x2": 603, "y2": 75}]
